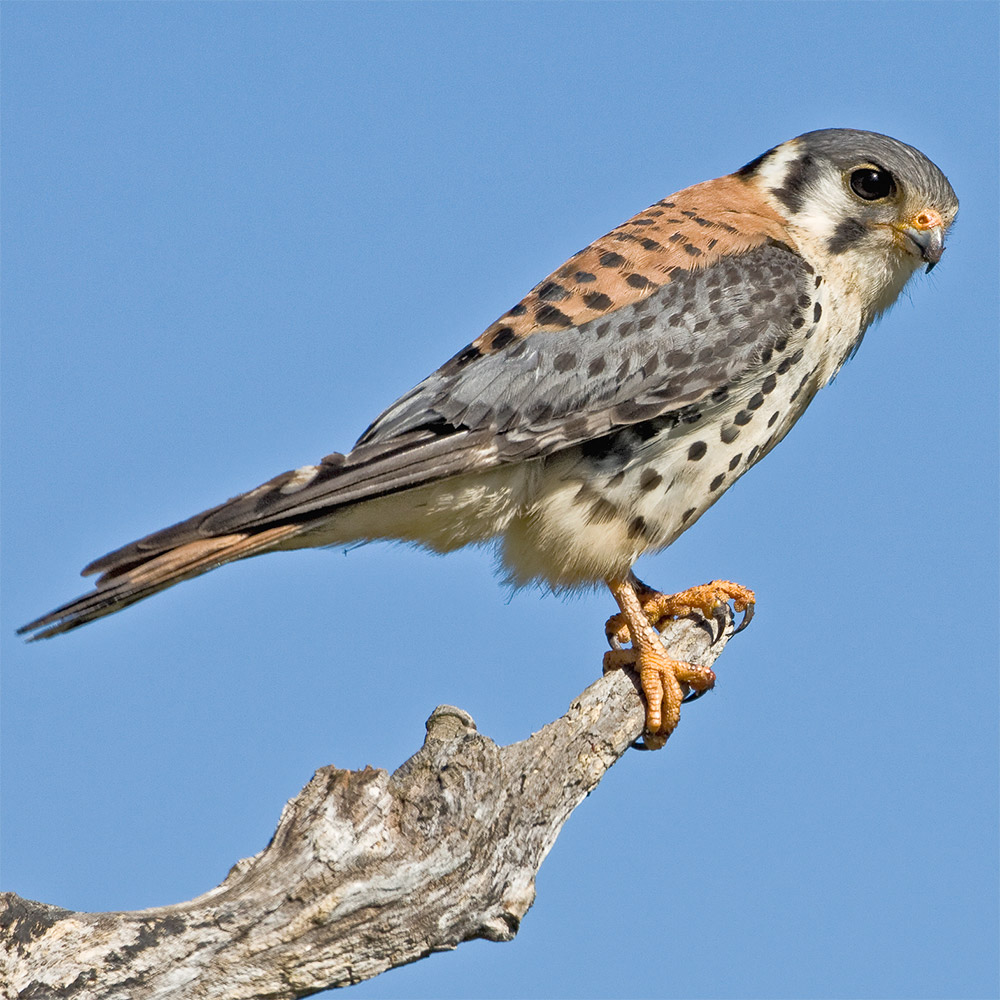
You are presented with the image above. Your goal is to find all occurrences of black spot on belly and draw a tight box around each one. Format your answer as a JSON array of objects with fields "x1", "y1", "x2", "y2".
[
  {"x1": 681, "y1": 507, "x2": 697, "y2": 523},
  {"x1": 628, "y1": 516, "x2": 652, "y2": 540},
  {"x1": 768, "y1": 411, "x2": 780, "y2": 427},
  {"x1": 640, "y1": 469, "x2": 662, "y2": 491},
  {"x1": 710, "y1": 473, "x2": 725, "y2": 491},
  {"x1": 720, "y1": 425, "x2": 740, "y2": 443},
  {"x1": 688, "y1": 441, "x2": 708, "y2": 460},
  {"x1": 728, "y1": 453, "x2": 742, "y2": 470},
  {"x1": 587, "y1": 498, "x2": 618, "y2": 524},
  {"x1": 733, "y1": 409, "x2": 753, "y2": 426}
]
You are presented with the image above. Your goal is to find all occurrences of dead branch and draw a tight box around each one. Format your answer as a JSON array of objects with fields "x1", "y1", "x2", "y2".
[{"x1": 1, "y1": 609, "x2": 736, "y2": 1000}]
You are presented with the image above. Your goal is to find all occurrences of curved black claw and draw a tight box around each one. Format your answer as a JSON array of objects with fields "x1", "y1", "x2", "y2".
[
  {"x1": 733, "y1": 600, "x2": 755, "y2": 635},
  {"x1": 681, "y1": 687, "x2": 710, "y2": 704}
]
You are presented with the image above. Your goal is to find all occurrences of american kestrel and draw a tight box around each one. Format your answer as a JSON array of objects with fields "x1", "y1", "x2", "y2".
[{"x1": 21, "y1": 129, "x2": 957, "y2": 748}]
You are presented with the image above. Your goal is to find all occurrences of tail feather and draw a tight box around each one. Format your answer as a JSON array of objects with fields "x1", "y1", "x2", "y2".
[{"x1": 18, "y1": 524, "x2": 302, "y2": 640}]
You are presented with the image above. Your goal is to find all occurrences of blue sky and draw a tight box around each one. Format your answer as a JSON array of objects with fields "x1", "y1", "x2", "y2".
[{"x1": 3, "y1": 3, "x2": 997, "y2": 998}]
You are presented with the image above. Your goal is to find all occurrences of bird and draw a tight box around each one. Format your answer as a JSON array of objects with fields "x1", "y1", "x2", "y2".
[{"x1": 20, "y1": 128, "x2": 957, "y2": 748}]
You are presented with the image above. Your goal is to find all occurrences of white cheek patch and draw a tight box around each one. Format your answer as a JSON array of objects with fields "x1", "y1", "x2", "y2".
[{"x1": 789, "y1": 170, "x2": 854, "y2": 246}]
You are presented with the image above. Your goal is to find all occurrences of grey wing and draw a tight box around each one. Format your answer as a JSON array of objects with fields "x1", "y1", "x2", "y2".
[
  {"x1": 359, "y1": 241, "x2": 811, "y2": 454},
  {"x1": 84, "y1": 243, "x2": 811, "y2": 576}
]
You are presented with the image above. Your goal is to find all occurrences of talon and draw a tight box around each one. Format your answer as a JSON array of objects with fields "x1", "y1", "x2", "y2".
[{"x1": 734, "y1": 599, "x2": 755, "y2": 634}]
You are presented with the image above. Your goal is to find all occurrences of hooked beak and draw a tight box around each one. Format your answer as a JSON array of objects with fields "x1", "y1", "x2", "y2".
[{"x1": 901, "y1": 208, "x2": 946, "y2": 272}]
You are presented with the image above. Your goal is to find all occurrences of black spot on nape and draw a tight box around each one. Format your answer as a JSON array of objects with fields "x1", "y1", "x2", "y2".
[
  {"x1": 448, "y1": 344, "x2": 482, "y2": 369},
  {"x1": 575, "y1": 270, "x2": 597, "y2": 283},
  {"x1": 640, "y1": 238, "x2": 662, "y2": 250},
  {"x1": 507, "y1": 303, "x2": 527, "y2": 316},
  {"x1": 772, "y1": 152, "x2": 814, "y2": 213},
  {"x1": 736, "y1": 147, "x2": 775, "y2": 178},
  {"x1": 687, "y1": 441, "x2": 708, "y2": 461},
  {"x1": 554, "y1": 351, "x2": 577, "y2": 373},
  {"x1": 583, "y1": 291, "x2": 613, "y2": 311},
  {"x1": 639, "y1": 468, "x2": 663, "y2": 491},
  {"x1": 535, "y1": 304, "x2": 573, "y2": 327},
  {"x1": 587, "y1": 356, "x2": 606, "y2": 377},
  {"x1": 537, "y1": 281, "x2": 569, "y2": 301},
  {"x1": 762, "y1": 237, "x2": 799, "y2": 258},
  {"x1": 683, "y1": 244, "x2": 703, "y2": 257},
  {"x1": 828, "y1": 217, "x2": 868, "y2": 254},
  {"x1": 599, "y1": 251, "x2": 624, "y2": 267},
  {"x1": 813, "y1": 301, "x2": 823, "y2": 322},
  {"x1": 659, "y1": 201, "x2": 676, "y2": 208},
  {"x1": 490, "y1": 327, "x2": 517, "y2": 350},
  {"x1": 630, "y1": 217, "x2": 656, "y2": 226},
  {"x1": 626, "y1": 273, "x2": 656, "y2": 289}
]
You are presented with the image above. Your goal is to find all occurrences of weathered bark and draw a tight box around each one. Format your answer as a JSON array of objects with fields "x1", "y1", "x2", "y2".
[{"x1": 1, "y1": 609, "x2": 737, "y2": 1000}]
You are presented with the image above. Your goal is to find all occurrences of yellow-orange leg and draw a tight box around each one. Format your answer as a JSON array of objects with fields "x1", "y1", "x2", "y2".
[
  {"x1": 602, "y1": 577, "x2": 718, "y2": 749},
  {"x1": 606, "y1": 578, "x2": 755, "y2": 648}
]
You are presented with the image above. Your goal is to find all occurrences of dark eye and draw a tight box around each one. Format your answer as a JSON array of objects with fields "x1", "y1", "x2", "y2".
[{"x1": 849, "y1": 168, "x2": 897, "y2": 201}]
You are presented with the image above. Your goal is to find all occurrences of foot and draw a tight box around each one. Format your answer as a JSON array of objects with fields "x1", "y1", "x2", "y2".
[
  {"x1": 603, "y1": 644, "x2": 716, "y2": 749},
  {"x1": 605, "y1": 579, "x2": 755, "y2": 648},
  {"x1": 602, "y1": 577, "x2": 754, "y2": 748}
]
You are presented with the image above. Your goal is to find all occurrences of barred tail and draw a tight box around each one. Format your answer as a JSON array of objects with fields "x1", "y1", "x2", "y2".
[{"x1": 17, "y1": 523, "x2": 301, "y2": 640}]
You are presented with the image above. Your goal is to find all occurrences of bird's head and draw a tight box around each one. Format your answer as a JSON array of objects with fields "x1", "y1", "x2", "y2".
[{"x1": 738, "y1": 128, "x2": 958, "y2": 321}]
